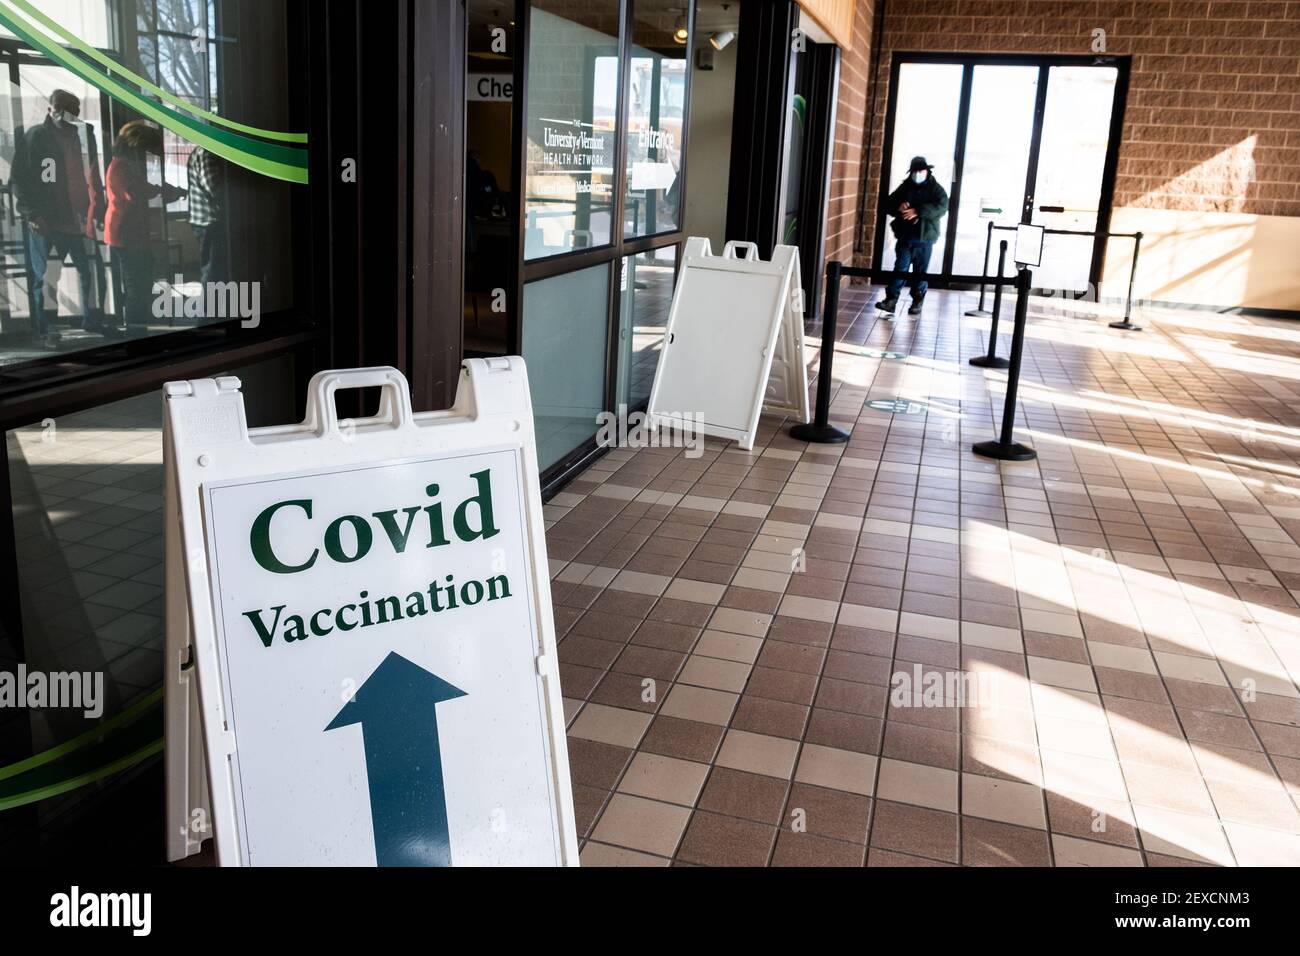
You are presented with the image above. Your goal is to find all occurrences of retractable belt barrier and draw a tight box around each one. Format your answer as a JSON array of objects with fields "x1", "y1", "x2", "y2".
[
  {"x1": 795, "y1": 260, "x2": 1039, "y2": 462},
  {"x1": 791, "y1": 262, "x2": 1017, "y2": 445},
  {"x1": 967, "y1": 219, "x2": 1145, "y2": 331}
]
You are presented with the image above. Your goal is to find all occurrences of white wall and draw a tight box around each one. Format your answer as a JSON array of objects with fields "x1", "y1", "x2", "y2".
[
  {"x1": 1102, "y1": 207, "x2": 1300, "y2": 313},
  {"x1": 683, "y1": 41, "x2": 737, "y2": 252}
]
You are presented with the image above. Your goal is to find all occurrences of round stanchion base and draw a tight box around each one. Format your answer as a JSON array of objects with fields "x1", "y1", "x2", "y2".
[
  {"x1": 1109, "y1": 320, "x2": 1142, "y2": 331},
  {"x1": 972, "y1": 439, "x2": 1036, "y2": 462},
  {"x1": 964, "y1": 308, "x2": 992, "y2": 317},
  {"x1": 791, "y1": 422, "x2": 851, "y2": 444},
  {"x1": 969, "y1": 354, "x2": 1010, "y2": 369}
]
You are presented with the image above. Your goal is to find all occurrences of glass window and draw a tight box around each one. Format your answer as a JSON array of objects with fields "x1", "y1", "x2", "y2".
[
  {"x1": 523, "y1": 0, "x2": 620, "y2": 259},
  {"x1": 623, "y1": 0, "x2": 688, "y2": 239},
  {"x1": 1, "y1": 0, "x2": 304, "y2": 366},
  {"x1": 464, "y1": 0, "x2": 516, "y2": 357},
  {"x1": 880, "y1": 62, "x2": 962, "y2": 273},
  {"x1": 522, "y1": 265, "x2": 610, "y2": 469},
  {"x1": 616, "y1": 245, "x2": 674, "y2": 408},
  {"x1": 1, "y1": 352, "x2": 296, "y2": 857}
]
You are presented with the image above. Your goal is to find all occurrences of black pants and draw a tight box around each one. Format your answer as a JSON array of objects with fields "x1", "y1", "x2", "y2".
[
  {"x1": 117, "y1": 246, "x2": 155, "y2": 332},
  {"x1": 193, "y1": 222, "x2": 229, "y2": 287},
  {"x1": 888, "y1": 239, "x2": 934, "y2": 297}
]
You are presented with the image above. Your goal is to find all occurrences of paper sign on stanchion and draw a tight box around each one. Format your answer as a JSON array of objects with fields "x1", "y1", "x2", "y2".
[
  {"x1": 162, "y1": 360, "x2": 578, "y2": 866},
  {"x1": 647, "y1": 237, "x2": 809, "y2": 450}
]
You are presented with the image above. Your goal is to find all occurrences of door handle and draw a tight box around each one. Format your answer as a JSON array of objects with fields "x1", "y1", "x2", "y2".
[{"x1": 1038, "y1": 204, "x2": 1066, "y2": 213}]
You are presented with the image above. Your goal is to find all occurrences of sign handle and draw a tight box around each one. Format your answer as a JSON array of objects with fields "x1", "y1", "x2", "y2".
[
  {"x1": 721, "y1": 240, "x2": 760, "y2": 261},
  {"x1": 305, "y1": 367, "x2": 415, "y2": 437}
]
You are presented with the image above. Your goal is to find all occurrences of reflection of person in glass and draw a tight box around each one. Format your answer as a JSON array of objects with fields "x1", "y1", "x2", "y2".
[
  {"x1": 12, "y1": 90, "x2": 109, "y2": 349},
  {"x1": 187, "y1": 146, "x2": 227, "y2": 287},
  {"x1": 878, "y1": 156, "x2": 949, "y2": 317},
  {"x1": 105, "y1": 120, "x2": 185, "y2": 335}
]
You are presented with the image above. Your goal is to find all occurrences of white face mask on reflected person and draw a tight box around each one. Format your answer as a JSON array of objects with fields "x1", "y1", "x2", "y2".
[
  {"x1": 912, "y1": 171, "x2": 927, "y2": 184},
  {"x1": 54, "y1": 110, "x2": 82, "y2": 126}
]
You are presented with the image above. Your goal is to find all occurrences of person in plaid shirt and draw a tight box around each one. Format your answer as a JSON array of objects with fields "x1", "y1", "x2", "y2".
[{"x1": 187, "y1": 146, "x2": 227, "y2": 287}]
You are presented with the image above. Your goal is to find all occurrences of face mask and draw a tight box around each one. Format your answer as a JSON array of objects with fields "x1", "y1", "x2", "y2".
[
  {"x1": 912, "y1": 171, "x2": 927, "y2": 184},
  {"x1": 55, "y1": 110, "x2": 82, "y2": 126}
]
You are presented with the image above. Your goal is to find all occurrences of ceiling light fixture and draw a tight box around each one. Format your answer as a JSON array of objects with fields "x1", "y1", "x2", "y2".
[{"x1": 709, "y1": 30, "x2": 735, "y2": 51}]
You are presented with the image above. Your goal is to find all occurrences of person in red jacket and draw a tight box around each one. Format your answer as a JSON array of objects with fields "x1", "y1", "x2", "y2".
[{"x1": 104, "y1": 120, "x2": 184, "y2": 335}]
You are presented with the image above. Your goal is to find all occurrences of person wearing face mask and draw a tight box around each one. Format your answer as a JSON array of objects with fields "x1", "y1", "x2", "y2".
[
  {"x1": 877, "y1": 156, "x2": 949, "y2": 316},
  {"x1": 12, "y1": 89, "x2": 109, "y2": 349}
]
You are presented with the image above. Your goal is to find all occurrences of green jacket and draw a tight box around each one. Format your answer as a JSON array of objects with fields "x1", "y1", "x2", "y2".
[{"x1": 885, "y1": 176, "x2": 949, "y2": 243}]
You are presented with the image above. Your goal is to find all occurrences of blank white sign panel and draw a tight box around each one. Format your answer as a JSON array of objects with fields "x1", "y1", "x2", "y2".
[{"x1": 654, "y1": 265, "x2": 784, "y2": 432}]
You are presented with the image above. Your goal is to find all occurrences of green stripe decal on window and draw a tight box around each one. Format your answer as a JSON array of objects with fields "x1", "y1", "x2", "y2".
[
  {"x1": 0, "y1": 0, "x2": 308, "y2": 183},
  {"x1": 0, "y1": 686, "x2": 163, "y2": 783},
  {"x1": 8, "y1": 0, "x2": 307, "y2": 144},
  {"x1": 0, "y1": 688, "x2": 164, "y2": 812}
]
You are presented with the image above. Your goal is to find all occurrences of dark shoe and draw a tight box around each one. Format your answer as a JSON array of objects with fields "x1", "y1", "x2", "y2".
[
  {"x1": 908, "y1": 296, "x2": 925, "y2": 316},
  {"x1": 876, "y1": 297, "x2": 898, "y2": 313},
  {"x1": 91, "y1": 322, "x2": 125, "y2": 340}
]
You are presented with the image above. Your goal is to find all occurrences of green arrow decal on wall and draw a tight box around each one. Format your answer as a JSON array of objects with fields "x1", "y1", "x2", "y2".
[{"x1": 0, "y1": 0, "x2": 308, "y2": 183}]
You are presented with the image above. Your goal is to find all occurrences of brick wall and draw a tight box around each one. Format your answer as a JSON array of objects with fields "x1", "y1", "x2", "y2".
[
  {"x1": 824, "y1": 0, "x2": 875, "y2": 267},
  {"x1": 851, "y1": 0, "x2": 1300, "y2": 284}
]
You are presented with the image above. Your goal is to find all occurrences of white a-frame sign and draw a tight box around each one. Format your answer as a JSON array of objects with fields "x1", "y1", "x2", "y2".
[
  {"x1": 646, "y1": 238, "x2": 809, "y2": 450},
  {"x1": 163, "y1": 361, "x2": 578, "y2": 866}
]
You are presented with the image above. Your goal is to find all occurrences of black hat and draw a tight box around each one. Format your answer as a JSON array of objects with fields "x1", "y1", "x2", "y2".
[{"x1": 909, "y1": 156, "x2": 934, "y2": 172}]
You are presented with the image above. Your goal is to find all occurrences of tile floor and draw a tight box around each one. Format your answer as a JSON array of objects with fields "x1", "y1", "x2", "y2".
[{"x1": 544, "y1": 287, "x2": 1300, "y2": 867}]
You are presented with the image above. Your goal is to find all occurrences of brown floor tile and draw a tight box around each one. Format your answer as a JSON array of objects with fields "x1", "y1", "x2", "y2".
[
  {"x1": 962, "y1": 817, "x2": 1052, "y2": 866},
  {"x1": 869, "y1": 799, "x2": 958, "y2": 863},
  {"x1": 731, "y1": 695, "x2": 810, "y2": 739},
  {"x1": 772, "y1": 831, "x2": 866, "y2": 866},
  {"x1": 806, "y1": 708, "x2": 884, "y2": 754},
  {"x1": 675, "y1": 811, "x2": 778, "y2": 867},
  {"x1": 640, "y1": 715, "x2": 725, "y2": 763},
  {"x1": 785, "y1": 783, "x2": 873, "y2": 844},
  {"x1": 566, "y1": 737, "x2": 634, "y2": 790},
  {"x1": 883, "y1": 721, "x2": 960, "y2": 770},
  {"x1": 697, "y1": 767, "x2": 790, "y2": 825}
]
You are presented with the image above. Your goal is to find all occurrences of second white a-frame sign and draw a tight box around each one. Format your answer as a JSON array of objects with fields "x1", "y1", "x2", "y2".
[{"x1": 647, "y1": 238, "x2": 809, "y2": 451}]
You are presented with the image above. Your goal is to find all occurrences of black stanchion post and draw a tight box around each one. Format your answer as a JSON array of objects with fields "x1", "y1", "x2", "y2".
[
  {"x1": 965, "y1": 219, "x2": 994, "y2": 317},
  {"x1": 973, "y1": 266, "x2": 1036, "y2": 462},
  {"x1": 969, "y1": 240, "x2": 1010, "y2": 369},
  {"x1": 791, "y1": 260, "x2": 851, "y2": 444},
  {"x1": 1109, "y1": 231, "x2": 1143, "y2": 331}
]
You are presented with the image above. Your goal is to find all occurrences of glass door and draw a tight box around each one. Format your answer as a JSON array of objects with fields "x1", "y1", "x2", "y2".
[
  {"x1": 1029, "y1": 65, "x2": 1119, "y2": 292},
  {"x1": 879, "y1": 61, "x2": 962, "y2": 274},
  {"x1": 876, "y1": 55, "x2": 1125, "y2": 292},
  {"x1": 949, "y1": 65, "x2": 1038, "y2": 279}
]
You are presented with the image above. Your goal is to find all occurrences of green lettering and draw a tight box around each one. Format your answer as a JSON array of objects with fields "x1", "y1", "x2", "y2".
[
  {"x1": 250, "y1": 500, "x2": 317, "y2": 574},
  {"x1": 373, "y1": 506, "x2": 423, "y2": 552},
  {"x1": 325, "y1": 514, "x2": 373, "y2": 563},
  {"x1": 283, "y1": 614, "x2": 308, "y2": 642},
  {"x1": 310, "y1": 608, "x2": 334, "y2": 637},
  {"x1": 487, "y1": 574, "x2": 511, "y2": 601},
  {"x1": 243, "y1": 605, "x2": 286, "y2": 647},
  {"x1": 405, "y1": 591, "x2": 428, "y2": 616},
  {"x1": 454, "y1": 469, "x2": 500, "y2": 542},
  {"x1": 336, "y1": 604, "x2": 358, "y2": 630}
]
